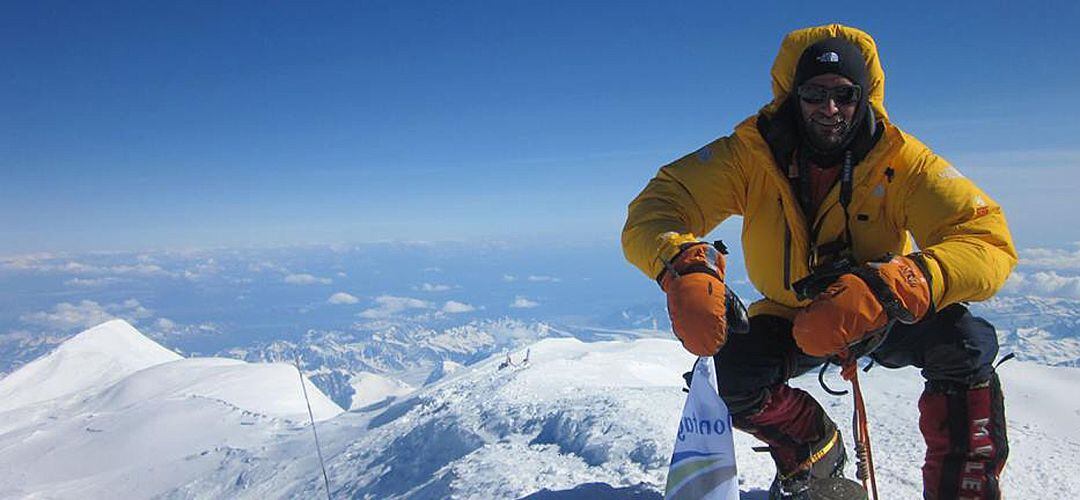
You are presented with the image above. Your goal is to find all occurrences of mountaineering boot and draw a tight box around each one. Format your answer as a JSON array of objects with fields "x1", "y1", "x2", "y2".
[
  {"x1": 764, "y1": 416, "x2": 848, "y2": 499},
  {"x1": 919, "y1": 373, "x2": 1008, "y2": 500},
  {"x1": 729, "y1": 384, "x2": 851, "y2": 499}
]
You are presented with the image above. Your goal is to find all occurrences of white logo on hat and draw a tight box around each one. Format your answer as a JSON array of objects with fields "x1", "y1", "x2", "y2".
[{"x1": 817, "y1": 51, "x2": 840, "y2": 63}]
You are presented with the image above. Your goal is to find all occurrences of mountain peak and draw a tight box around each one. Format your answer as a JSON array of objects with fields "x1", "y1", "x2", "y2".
[
  {"x1": 0, "y1": 319, "x2": 181, "y2": 413},
  {"x1": 59, "y1": 319, "x2": 175, "y2": 356}
]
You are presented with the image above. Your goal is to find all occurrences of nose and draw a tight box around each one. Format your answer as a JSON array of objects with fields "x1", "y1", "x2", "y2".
[{"x1": 820, "y1": 97, "x2": 840, "y2": 116}]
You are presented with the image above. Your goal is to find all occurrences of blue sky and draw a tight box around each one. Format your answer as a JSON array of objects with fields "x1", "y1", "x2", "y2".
[{"x1": 3, "y1": 1, "x2": 1079, "y2": 254}]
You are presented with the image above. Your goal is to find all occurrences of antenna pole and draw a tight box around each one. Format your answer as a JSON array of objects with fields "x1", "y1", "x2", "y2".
[{"x1": 294, "y1": 355, "x2": 332, "y2": 500}]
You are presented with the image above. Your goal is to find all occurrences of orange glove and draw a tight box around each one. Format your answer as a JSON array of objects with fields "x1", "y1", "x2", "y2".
[
  {"x1": 660, "y1": 242, "x2": 727, "y2": 356},
  {"x1": 793, "y1": 255, "x2": 932, "y2": 358}
]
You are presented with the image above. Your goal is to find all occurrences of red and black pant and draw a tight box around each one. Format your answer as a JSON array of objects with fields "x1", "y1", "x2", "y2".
[{"x1": 714, "y1": 304, "x2": 1008, "y2": 499}]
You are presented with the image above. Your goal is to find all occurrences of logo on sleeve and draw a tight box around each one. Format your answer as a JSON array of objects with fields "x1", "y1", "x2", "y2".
[
  {"x1": 938, "y1": 166, "x2": 965, "y2": 180},
  {"x1": 974, "y1": 195, "x2": 989, "y2": 217}
]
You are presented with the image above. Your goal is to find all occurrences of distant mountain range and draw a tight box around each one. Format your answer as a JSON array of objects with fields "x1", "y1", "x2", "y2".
[
  {"x1": 219, "y1": 295, "x2": 1080, "y2": 411},
  {"x1": 220, "y1": 317, "x2": 668, "y2": 409}
]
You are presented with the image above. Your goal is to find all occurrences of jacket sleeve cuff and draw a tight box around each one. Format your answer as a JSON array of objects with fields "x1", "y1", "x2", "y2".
[
  {"x1": 910, "y1": 252, "x2": 946, "y2": 312},
  {"x1": 654, "y1": 232, "x2": 702, "y2": 281}
]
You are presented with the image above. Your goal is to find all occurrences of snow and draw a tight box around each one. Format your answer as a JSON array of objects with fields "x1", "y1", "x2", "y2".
[
  {"x1": 160, "y1": 337, "x2": 1080, "y2": 499},
  {"x1": 0, "y1": 319, "x2": 181, "y2": 413},
  {"x1": 1, "y1": 321, "x2": 1078, "y2": 498},
  {"x1": 349, "y1": 371, "x2": 414, "y2": 410},
  {"x1": 424, "y1": 359, "x2": 464, "y2": 385},
  {"x1": 85, "y1": 357, "x2": 343, "y2": 421},
  {"x1": 0, "y1": 321, "x2": 343, "y2": 499}
]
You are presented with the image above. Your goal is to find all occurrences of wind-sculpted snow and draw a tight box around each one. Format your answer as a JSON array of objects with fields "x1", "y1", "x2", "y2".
[
  {"x1": 83, "y1": 358, "x2": 341, "y2": 420},
  {"x1": 357, "y1": 417, "x2": 486, "y2": 498},
  {"x1": 163, "y1": 336, "x2": 1080, "y2": 499},
  {"x1": 156, "y1": 338, "x2": 694, "y2": 498}
]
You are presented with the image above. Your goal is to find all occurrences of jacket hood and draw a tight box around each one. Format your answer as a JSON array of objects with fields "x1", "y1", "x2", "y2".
[{"x1": 764, "y1": 24, "x2": 888, "y2": 121}]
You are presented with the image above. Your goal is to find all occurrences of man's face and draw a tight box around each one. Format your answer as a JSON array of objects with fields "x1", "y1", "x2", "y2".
[{"x1": 798, "y1": 73, "x2": 858, "y2": 152}]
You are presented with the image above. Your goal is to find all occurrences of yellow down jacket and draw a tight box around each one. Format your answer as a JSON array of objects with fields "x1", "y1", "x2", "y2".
[{"x1": 622, "y1": 24, "x2": 1016, "y2": 319}]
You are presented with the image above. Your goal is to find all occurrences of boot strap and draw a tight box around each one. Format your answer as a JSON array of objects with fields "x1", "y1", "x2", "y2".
[{"x1": 780, "y1": 428, "x2": 841, "y2": 480}]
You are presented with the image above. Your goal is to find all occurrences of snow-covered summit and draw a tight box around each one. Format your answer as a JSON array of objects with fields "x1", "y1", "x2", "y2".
[
  {"x1": 0, "y1": 319, "x2": 181, "y2": 412},
  {"x1": 0, "y1": 320, "x2": 344, "y2": 498}
]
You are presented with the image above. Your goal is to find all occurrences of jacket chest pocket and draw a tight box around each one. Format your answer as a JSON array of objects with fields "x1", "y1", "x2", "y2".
[
  {"x1": 849, "y1": 187, "x2": 906, "y2": 260},
  {"x1": 851, "y1": 183, "x2": 887, "y2": 225}
]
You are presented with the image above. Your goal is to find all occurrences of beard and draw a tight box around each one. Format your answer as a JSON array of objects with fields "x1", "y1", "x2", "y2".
[{"x1": 803, "y1": 113, "x2": 852, "y2": 153}]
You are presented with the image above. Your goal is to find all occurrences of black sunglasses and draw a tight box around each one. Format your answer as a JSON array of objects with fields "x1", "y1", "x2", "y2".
[{"x1": 796, "y1": 84, "x2": 862, "y2": 105}]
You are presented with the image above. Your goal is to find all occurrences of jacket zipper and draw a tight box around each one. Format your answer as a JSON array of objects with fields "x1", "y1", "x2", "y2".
[{"x1": 781, "y1": 197, "x2": 792, "y2": 290}]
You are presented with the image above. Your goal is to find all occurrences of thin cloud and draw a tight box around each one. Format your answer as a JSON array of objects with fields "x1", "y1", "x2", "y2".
[
  {"x1": 64, "y1": 277, "x2": 121, "y2": 287},
  {"x1": 108, "y1": 263, "x2": 174, "y2": 277},
  {"x1": 358, "y1": 295, "x2": 431, "y2": 319},
  {"x1": 155, "y1": 318, "x2": 178, "y2": 333},
  {"x1": 417, "y1": 283, "x2": 452, "y2": 292},
  {"x1": 249, "y1": 261, "x2": 290, "y2": 274},
  {"x1": 2, "y1": 258, "x2": 176, "y2": 277},
  {"x1": 1002, "y1": 271, "x2": 1080, "y2": 299},
  {"x1": 0, "y1": 252, "x2": 59, "y2": 270},
  {"x1": 510, "y1": 296, "x2": 540, "y2": 309},
  {"x1": 284, "y1": 273, "x2": 332, "y2": 285},
  {"x1": 527, "y1": 275, "x2": 561, "y2": 283},
  {"x1": 183, "y1": 258, "x2": 223, "y2": 281},
  {"x1": 441, "y1": 301, "x2": 476, "y2": 313},
  {"x1": 1017, "y1": 246, "x2": 1080, "y2": 271},
  {"x1": 328, "y1": 292, "x2": 360, "y2": 305},
  {"x1": 20, "y1": 299, "x2": 154, "y2": 332}
]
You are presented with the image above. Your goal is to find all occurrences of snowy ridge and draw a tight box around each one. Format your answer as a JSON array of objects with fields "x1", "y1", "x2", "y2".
[
  {"x1": 223, "y1": 318, "x2": 669, "y2": 410},
  {"x1": 349, "y1": 371, "x2": 414, "y2": 411},
  {"x1": 83, "y1": 357, "x2": 342, "y2": 420},
  {"x1": 0, "y1": 321, "x2": 343, "y2": 499},
  {"x1": 165, "y1": 337, "x2": 693, "y2": 498},
  {"x1": 0, "y1": 319, "x2": 181, "y2": 412},
  {"x1": 163, "y1": 337, "x2": 1080, "y2": 499}
]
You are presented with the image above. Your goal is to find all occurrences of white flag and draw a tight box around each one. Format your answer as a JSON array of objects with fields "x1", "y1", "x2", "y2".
[{"x1": 664, "y1": 356, "x2": 739, "y2": 500}]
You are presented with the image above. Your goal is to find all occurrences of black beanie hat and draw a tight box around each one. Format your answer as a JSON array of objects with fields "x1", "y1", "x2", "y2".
[{"x1": 794, "y1": 37, "x2": 868, "y2": 90}]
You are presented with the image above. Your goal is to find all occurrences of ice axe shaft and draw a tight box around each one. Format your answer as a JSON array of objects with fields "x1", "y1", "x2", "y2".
[{"x1": 844, "y1": 355, "x2": 878, "y2": 500}]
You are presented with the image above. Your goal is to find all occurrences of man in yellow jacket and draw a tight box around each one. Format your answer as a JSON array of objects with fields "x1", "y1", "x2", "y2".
[{"x1": 623, "y1": 25, "x2": 1015, "y2": 499}]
